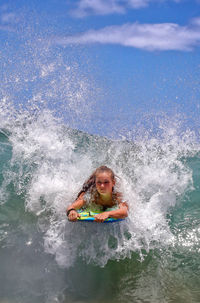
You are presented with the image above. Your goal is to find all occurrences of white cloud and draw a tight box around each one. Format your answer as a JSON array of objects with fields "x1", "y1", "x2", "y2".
[
  {"x1": 1, "y1": 12, "x2": 17, "y2": 24},
  {"x1": 127, "y1": 0, "x2": 151, "y2": 8},
  {"x1": 0, "y1": 25, "x2": 15, "y2": 32},
  {"x1": 54, "y1": 19, "x2": 200, "y2": 51},
  {"x1": 191, "y1": 17, "x2": 200, "y2": 26},
  {"x1": 70, "y1": 0, "x2": 184, "y2": 17},
  {"x1": 71, "y1": 0, "x2": 125, "y2": 17},
  {"x1": 0, "y1": 9, "x2": 19, "y2": 32}
]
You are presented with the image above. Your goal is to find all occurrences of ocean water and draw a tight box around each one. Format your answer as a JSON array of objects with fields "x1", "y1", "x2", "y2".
[{"x1": 0, "y1": 106, "x2": 200, "y2": 303}]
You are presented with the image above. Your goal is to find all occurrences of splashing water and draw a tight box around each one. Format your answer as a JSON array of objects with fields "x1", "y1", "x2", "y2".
[
  {"x1": 1, "y1": 102, "x2": 200, "y2": 302},
  {"x1": 0, "y1": 103, "x2": 197, "y2": 266},
  {"x1": 0, "y1": 8, "x2": 200, "y2": 301}
]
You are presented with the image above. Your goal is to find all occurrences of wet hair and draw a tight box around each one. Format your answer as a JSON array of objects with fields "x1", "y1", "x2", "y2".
[{"x1": 77, "y1": 166, "x2": 115, "y2": 198}]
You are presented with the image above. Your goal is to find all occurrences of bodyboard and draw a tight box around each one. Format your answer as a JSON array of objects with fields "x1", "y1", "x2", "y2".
[{"x1": 77, "y1": 210, "x2": 124, "y2": 223}]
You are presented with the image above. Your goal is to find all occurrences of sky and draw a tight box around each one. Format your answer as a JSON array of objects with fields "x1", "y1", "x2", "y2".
[{"x1": 0, "y1": 0, "x2": 200, "y2": 138}]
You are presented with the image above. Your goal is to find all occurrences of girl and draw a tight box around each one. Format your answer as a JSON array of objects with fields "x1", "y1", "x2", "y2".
[{"x1": 66, "y1": 166, "x2": 128, "y2": 222}]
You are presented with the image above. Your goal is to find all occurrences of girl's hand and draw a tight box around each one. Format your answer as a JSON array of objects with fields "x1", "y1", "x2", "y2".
[
  {"x1": 94, "y1": 212, "x2": 110, "y2": 223},
  {"x1": 67, "y1": 210, "x2": 80, "y2": 221}
]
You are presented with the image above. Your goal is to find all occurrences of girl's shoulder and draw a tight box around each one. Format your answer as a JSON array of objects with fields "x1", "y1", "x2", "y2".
[
  {"x1": 114, "y1": 192, "x2": 128, "y2": 208},
  {"x1": 114, "y1": 191, "x2": 123, "y2": 202}
]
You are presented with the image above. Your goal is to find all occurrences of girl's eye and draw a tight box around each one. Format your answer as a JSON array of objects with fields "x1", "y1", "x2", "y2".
[{"x1": 97, "y1": 181, "x2": 110, "y2": 185}]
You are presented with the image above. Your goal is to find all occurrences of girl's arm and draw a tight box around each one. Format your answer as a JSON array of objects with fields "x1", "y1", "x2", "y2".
[
  {"x1": 94, "y1": 202, "x2": 128, "y2": 222},
  {"x1": 107, "y1": 202, "x2": 128, "y2": 219},
  {"x1": 66, "y1": 193, "x2": 86, "y2": 221}
]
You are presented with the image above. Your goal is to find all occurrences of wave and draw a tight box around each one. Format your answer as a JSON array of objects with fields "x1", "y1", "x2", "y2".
[
  {"x1": 0, "y1": 105, "x2": 200, "y2": 302},
  {"x1": 0, "y1": 107, "x2": 199, "y2": 267}
]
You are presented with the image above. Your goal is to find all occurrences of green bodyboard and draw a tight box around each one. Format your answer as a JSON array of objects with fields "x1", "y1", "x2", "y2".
[{"x1": 77, "y1": 210, "x2": 124, "y2": 223}]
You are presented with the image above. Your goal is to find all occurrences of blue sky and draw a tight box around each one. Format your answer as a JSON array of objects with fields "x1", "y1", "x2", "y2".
[{"x1": 0, "y1": 0, "x2": 200, "y2": 138}]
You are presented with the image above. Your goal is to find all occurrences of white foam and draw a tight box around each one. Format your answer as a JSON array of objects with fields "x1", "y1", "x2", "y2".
[{"x1": 0, "y1": 105, "x2": 197, "y2": 268}]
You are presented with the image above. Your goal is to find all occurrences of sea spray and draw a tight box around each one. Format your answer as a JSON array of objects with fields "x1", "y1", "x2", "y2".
[
  {"x1": 0, "y1": 4, "x2": 200, "y2": 302},
  {"x1": 1, "y1": 107, "x2": 200, "y2": 302},
  {"x1": 0, "y1": 106, "x2": 196, "y2": 269}
]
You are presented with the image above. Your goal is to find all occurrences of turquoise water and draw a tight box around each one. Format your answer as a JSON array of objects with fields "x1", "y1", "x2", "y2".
[{"x1": 0, "y1": 109, "x2": 200, "y2": 303}]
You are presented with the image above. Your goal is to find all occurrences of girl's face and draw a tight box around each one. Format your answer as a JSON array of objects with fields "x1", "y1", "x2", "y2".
[{"x1": 95, "y1": 172, "x2": 115, "y2": 196}]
